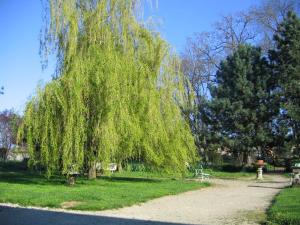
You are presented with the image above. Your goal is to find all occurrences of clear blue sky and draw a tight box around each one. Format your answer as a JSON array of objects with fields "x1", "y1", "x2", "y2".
[{"x1": 0, "y1": 0, "x2": 258, "y2": 113}]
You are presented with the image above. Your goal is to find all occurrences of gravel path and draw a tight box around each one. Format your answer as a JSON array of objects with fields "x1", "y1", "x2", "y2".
[
  {"x1": 0, "y1": 175, "x2": 289, "y2": 225},
  {"x1": 98, "y1": 175, "x2": 289, "y2": 225}
]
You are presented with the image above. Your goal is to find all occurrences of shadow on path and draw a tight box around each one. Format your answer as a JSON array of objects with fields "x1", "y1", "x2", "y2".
[
  {"x1": 247, "y1": 185, "x2": 285, "y2": 190},
  {"x1": 257, "y1": 181, "x2": 288, "y2": 184},
  {"x1": 0, "y1": 206, "x2": 190, "y2": 225}
]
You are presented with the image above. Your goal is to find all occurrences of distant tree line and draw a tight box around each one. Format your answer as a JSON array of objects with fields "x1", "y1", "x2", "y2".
[{"x1": 181, "y1": 0, "x2": 300, "y2": 167}]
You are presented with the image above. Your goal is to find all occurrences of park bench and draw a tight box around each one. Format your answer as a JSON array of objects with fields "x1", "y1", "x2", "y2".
[
  {"x1": 96, "y1": 162, "x2": 118, "y2": 173},
  {"x1": 108, "y1": 163, "x2": 117, "y2": 173},
  {"x1": 195, "y1": 165, "x2": 210, "y2": 182}
]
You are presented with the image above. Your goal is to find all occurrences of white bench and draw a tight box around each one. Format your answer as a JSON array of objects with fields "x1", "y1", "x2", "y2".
[
  {"x1": 108, "y1": 163, "x2": 117, "y2": 173},
  {"x1": 195, "y1": 165, "x2": 210, "y2": 182},
  {"x1": 96, "y1": 162, "x2": 117, "y2": 173}
]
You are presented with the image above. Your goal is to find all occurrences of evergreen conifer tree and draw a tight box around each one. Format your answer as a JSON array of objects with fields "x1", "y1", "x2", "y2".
[
  {"x1": 270, "y1": 11, "x2": 300, "y2": 157},
  {"x1": 209, "y1": 45, "x2": 276, "y2": 164}
]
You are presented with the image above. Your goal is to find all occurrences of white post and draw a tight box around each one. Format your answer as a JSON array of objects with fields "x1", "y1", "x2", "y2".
[{"x1": 257, "y1": 167, "x2": 263, "y2": 180}]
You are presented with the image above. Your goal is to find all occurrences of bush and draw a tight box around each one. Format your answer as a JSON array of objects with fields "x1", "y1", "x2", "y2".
[
  {"x1": 207, "y1": 163, "x2": 256, "y2": 173},
  {"x1": 220, "y1": 164, "x2": 243, "y2": 172},
  {"x1": 125, "y1": 162, "x2": 149, "y2": 172},
  {"x1": 0, "y1": 160, "x2": 28, "y2": 172}
]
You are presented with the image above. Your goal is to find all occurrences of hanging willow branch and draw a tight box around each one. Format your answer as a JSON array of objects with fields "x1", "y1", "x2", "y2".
[{"x1": 20, "y1": 0, "x2": 197, "y2": 178}]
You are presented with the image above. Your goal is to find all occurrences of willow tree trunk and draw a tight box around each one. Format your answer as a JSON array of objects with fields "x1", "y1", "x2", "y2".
[
  {"x1": 88, "y1": 161, "x2": 97, "y2": 179},
  {"x1": 118, "y1": 162, "x2": 122, "y2": 172}
]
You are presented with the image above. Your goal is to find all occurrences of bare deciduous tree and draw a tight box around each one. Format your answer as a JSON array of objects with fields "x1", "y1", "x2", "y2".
[
  {"x1": 182, "y1": 0, "x2": 300, "y2": 88},
  {"x1": 214, "y1": 12, "x2": 257, "y2": 54},
  {"x1": 181, "y1": 0, "x2": 300, "y2": 160},
  {"x1": 0, "y1": 110, "x2": 22, "y2": 150},
  {"x1": 250, "y1": 0, "x2": 300, "y2": 50}
]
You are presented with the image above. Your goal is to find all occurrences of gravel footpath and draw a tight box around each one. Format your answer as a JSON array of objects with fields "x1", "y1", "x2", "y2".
[
  {"x1": 0, "y1": 175, "x2": 289, "y2": 225},
  {"x1": 98, "y1": 175, "x2": 289, "y2": 225}
]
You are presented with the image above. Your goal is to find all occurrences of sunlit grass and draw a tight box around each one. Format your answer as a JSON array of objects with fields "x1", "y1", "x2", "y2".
[
  {"x1": 267, "y1": 187, "x2": 300, "y2": 225},
  {"x1": 0, "y1": 162, "x2": 209, "y2": 211}
]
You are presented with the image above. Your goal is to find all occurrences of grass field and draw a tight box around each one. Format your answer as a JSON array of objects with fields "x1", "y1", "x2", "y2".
[
  {"x1": 0, "y1": 161, "x2": 256, "y2": 211},
  {"x1": 0, "y1": 162, "x2": 209, "y2": 211},
  {"x1": 267, "y1": 186, "x2": 300, "y2": 225}
]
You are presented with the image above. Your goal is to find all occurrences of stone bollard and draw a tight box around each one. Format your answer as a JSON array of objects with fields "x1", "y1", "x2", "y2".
[
  {"x1": 291, "y1": 165, "x2": 300, "y2": 186},
  {"x1": 293, "y1": 173, "x2": 300, "y2": 186},
  {"x1": 257, "y1": 167, "x2": 263, "y2": 180}
]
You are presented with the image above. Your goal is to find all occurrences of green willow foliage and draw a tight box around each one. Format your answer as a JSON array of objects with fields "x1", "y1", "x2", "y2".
[{"x1": 19, "y1": 0, "x2": 197, "y2": 177}]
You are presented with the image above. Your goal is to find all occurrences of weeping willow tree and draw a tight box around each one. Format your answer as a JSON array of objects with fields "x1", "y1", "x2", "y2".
[{"x1": 19, "y1": 0, "x2": 197, "y2": 180}]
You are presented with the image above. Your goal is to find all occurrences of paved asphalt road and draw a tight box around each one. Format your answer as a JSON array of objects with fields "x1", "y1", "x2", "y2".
[{"x1": 0, "y1": 206, "x2": 189, "y2": 225}]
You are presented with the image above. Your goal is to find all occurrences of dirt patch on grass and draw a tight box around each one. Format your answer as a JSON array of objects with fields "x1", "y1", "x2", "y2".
[{"x1": 60, "y1": 201, "x2": 83, "y2": 209}]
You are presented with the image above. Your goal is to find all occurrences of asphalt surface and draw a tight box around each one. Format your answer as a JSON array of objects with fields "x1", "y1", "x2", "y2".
[{"x1": 0, "y1": 206, "x2": 190, "y2": 225}]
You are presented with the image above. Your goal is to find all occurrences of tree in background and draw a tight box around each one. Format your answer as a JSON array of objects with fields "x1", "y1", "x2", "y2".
[
  {"x1": 270, "y1": 12, "x2": 300, "y2": 161},
  {"x1": 250, "y1": 0, "x2": 300, "y2": 51},
  {"x1": 19, "y1": 0, "x2": 196, "y2": 180},
  {"x1": 0, "y1": 110, "x2": 22, "y2": 159},
  {"x1": 209, "y1": 45, "x2": 277, "y2": 165},
  {"x1": 181, "y1": 0, "x2": 299, "y2": 165}
]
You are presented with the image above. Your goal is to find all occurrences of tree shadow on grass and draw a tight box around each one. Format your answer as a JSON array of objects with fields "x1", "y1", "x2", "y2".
[
  {"x1": 101, "y1": 176, "x2": 162, "y2": 183},
  {"x1": 0, "y1": 171, "x2": 67, "y2": 186},
  {"x1": 0, "y1": 171, "x2": 162, "y2": 187},
  {"x1": 0, "y1": 161, "x2": 161, "y2": 186},
  {"x1": 0, "y1": 205, "x2": 190, "y2": 225},
  {"x1": 0, "y1": 161, "x2": 164, "y2": 187}
]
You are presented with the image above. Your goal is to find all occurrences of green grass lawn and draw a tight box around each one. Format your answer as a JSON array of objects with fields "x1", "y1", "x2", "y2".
[
  {"x1": 267, "y1": 186, "x2": 300, "y2": 225},
  {"x1": 0, "y1": 162, "x2": 209, "y2": 211}
]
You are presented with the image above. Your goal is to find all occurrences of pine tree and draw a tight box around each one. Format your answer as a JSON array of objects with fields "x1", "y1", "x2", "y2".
[
  {"x1": 19, "y1": 0, "x2": 197, "y2": 180},
  {"x1": 209, "y1": 45, "x2": 276, "y2": 165},
  {"x1": 270, "y1": 11, "x2": 300, "y2": 157}
]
